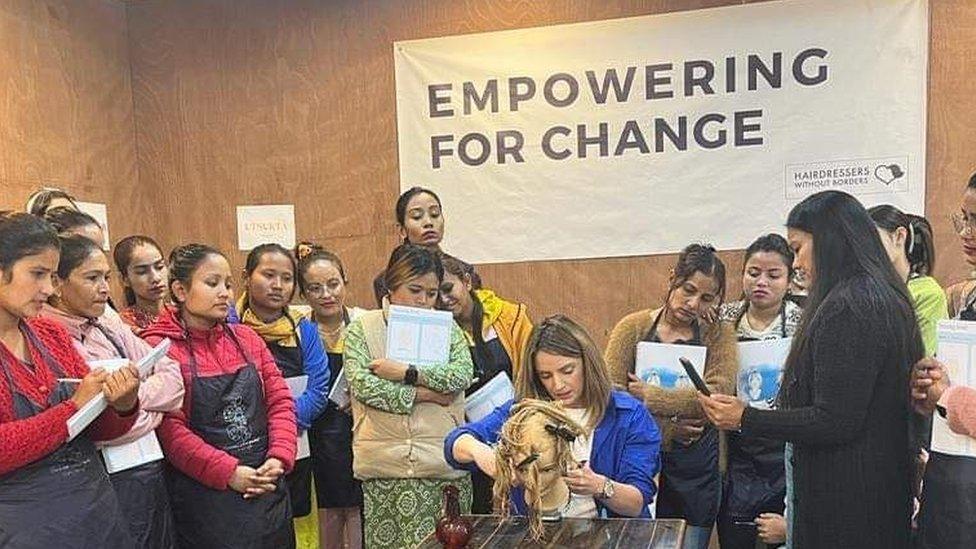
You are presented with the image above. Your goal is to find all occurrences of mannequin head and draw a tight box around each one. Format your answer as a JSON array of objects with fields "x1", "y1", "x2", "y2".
[{"x1": 493, "y1": 399, "x2": 584, "y2": 540}]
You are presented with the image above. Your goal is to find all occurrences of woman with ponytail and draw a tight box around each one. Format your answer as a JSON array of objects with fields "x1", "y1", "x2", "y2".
[
  {"x1": 868, "y1": 206, "x2": 946, "y2": 357},
  {"x1": 604, "y1": 243, "x2": 738, "y2": 549},
  {"x1": 142, "y1": 244, "x2": 298, "y2": 548}
]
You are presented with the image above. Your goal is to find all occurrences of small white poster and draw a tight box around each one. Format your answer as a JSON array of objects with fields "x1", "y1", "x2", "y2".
[
  {"x1": 236, "y1": 205, "x2": 296, "y2": 251},
  {"x1": 386, "y1": 305, "x2": 454, "y2": 367},
  {"x1": 933, "y1": 321, "x2": 976, "y2": 459},
  {"x1": 75, "y1": 201, "x2": 110, "y2": 250},
  {"x1": 736, "y1": 338, "x2": 793, "y2": 409},
  {"x1": 635, "y1": 342, "x2": 707, "y2": 391}
]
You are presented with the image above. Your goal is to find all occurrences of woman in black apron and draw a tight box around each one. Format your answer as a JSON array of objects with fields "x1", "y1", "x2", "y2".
[
  {"x1": 716, "y1": 235, "x2": 801, "y2": 549},
  {"x1": 298, "y1": 248, "x2": 364, "y2": 549},
  {"x1": 437, "y1": 254, "x2": 533, "y2": 514},
  {"x1": 142, "y1": 243, "x2": 298, "y2": 549},
  {"x1": 239, "y1": 244, "x2": 331, "y2": 541},
  {"x1": 604, "y1": 244, "x2": 738, "y2": 549},
  {"x1": 914, "y1": 177, "x2": 976, "y2": 549},
  {"x1": 42, "y1": 235, "x2": 184, "y2": 549},
  {"x1": 0, "y1": 212, "x2": 141, "y2": 549}
]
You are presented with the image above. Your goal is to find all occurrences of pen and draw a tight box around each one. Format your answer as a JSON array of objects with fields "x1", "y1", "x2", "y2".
[{"x1": 57, "y1": 378, "x2": 83, "y2": 384}]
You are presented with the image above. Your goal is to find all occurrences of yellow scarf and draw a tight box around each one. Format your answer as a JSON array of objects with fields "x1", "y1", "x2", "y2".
[{"x1": 237, "y1": 291, "x2": 300, "y2": 347}]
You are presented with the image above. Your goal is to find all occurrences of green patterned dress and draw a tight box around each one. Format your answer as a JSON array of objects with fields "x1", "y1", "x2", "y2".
[{"x1": 344, "y1": 319, "x2": 473, "y2": 549}]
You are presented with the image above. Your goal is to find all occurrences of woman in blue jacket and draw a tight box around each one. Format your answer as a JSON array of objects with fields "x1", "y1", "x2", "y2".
[
  {"x1": 445, "y1": 314, "x2": 661, "y2": 519},
  {"x1": 238, "y1": 243, "x2": 330, "y2": 542}
]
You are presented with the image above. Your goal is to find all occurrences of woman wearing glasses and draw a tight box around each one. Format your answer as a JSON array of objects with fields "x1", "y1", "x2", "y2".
[
  {"x1": 298, "y1": 248, "x2": 367, "y2": 549},
  {"x1": 947, "y1": 173, "x2": 976, "y2": 318},
  {"x1": 915, "y1": 171, "x2": 976, "y2": 549}
]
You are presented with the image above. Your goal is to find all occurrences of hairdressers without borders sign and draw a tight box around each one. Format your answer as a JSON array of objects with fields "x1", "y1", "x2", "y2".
[{"x1": 394, "y1": 0, "x2": 928, "y2": 263}]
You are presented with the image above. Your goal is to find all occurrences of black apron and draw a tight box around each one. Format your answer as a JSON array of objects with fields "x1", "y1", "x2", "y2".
[
  {"x1": 642, "y1": 311, "x2": 721, "y2": 527},
  {"x1": 914, "y1": 298, "x2": 976, "y2": 548},
  {"x1": 265, "y1": 318, "x2": 313, "y2": 518},
  {"x1": 166, "y1": 325, "x2": 294, "y2": 549},
  {"x1": 310, "y1": 350, "x2": 362, "y2": 509},
  {"x1": 0, "y1": 323, "x2": 135, "y2": 549},
  {"x1": 87, "y1": 319, "x2": 177, "y2": 549},
  {"x1": 467, "y1": 337, "x2": 512, "y2": 514},
  {"x1": 917, "y1": 450, "x2": 976, "y2": 548},
  {"x1": 718, "y1": 306, "x2": 788, "y2": 549}
]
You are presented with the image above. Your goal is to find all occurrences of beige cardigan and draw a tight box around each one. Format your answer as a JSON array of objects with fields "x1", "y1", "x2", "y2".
[{"x1": 604, "y1": 307, "x2": 738, "y2": 454}]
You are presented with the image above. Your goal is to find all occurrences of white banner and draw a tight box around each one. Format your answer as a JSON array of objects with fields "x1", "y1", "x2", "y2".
[{"x1": 394, "y1": 0, "x2": 928, "y2": 264}]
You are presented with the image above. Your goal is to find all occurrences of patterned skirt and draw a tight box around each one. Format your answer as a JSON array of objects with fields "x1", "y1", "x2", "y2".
[{"x1": 362, "y1": 476, "x2": 472, "y2": 549}]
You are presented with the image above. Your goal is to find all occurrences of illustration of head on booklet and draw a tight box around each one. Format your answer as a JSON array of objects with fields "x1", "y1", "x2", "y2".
[
  {"x1": 635, "y1": 342, "x2": 708, "y2": 390},
  {"x1": 737, "y1": 364, "x2": 781, "y2": 409}
]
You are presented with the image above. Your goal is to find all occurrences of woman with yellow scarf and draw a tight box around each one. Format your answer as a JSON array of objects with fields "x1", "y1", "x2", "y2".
[
  {"x1": 239, "y1": 243, "x2": 331, "y2": 549},
  {"x1": 437, "y1": 253, "x2": 533, "y2": 514}
]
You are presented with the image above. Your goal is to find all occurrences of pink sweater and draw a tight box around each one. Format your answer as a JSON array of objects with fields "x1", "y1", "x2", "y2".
[
  {"x1": 40, "y1": 305, "x2": 185, "y2": 446},
  {"x1": 940, "y1": 385, "x2": 976, "y2": 439}
]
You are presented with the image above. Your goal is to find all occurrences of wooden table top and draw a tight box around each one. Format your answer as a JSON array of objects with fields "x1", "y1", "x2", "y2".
[{"x1": 416, "y1": 515, "x2": 686, "y2": 548}]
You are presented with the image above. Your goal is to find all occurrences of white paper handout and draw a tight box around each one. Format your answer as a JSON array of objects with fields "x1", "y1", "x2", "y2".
[
  {"x1": 67, "y1": 339, "x2": 172, "y2": 441},
  {"x1": 286, "y1": 375, "x2": 311, "y2": 460},
  {"x1": 386, "y1": 305, "x2": 454, "y2": 367},
  {"x1": 101, "y1": 432, "x2": 165, "y2": 474},
  {"x1": 328, "y1": 368, "x2": 349, "y2": 409},
  {"x1": 932, "y1": 321, "x2": 976, "y2": 458},
  {"x1": 736, "y1": 338, "x2": 793, "y2": 409},
  {"x1": 635, "y1": 342, "x2": 708, "y2": 391},
  {"x1": 464, "y1": 372, "x2": 515, "y2": 422}
]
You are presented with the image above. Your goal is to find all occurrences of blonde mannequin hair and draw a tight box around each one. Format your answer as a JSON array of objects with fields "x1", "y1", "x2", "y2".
[{"x1": 493, "y1": 399, "x2": 585, "y2": 540}]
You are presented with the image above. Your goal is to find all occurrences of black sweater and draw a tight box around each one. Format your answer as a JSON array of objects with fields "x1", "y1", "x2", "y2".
[{"x1": 741, "y1": 277, "x2": 919, "y2": 548}]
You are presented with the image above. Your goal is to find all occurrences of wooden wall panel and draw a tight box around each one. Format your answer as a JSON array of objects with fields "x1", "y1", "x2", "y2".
[
  {"x1": 126, "y1": 0, "x2": 975, "y2": 347},
  {"x1": 0, "y1": 1, "x2": 141, "y2": 241}
]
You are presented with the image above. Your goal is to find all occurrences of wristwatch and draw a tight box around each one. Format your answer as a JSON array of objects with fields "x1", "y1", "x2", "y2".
[
  {"x1": 404, "y1": 365, "x2": 418, "y2": 386},
  {"x1": 599, "y1": 477, "x2": 615, "y2": 500}
]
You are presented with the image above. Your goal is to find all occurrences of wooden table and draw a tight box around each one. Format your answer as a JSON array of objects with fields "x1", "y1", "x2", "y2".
[{"x1": 416, "y1": 515, "x2": 686, "y2": 548}]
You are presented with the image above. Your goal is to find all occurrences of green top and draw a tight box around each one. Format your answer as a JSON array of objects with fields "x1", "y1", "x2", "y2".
[
  {"x1": 908, "y1": 275, "x2": 948, "y2": 357},
  {"x1": 343, "y1": 316, "x2": 473, "y2": 414}
]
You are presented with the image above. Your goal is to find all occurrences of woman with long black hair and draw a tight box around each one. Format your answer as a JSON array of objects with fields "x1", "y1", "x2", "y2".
[{"x1": 699, "y1": 190, "x2": 923, "y2": 548}]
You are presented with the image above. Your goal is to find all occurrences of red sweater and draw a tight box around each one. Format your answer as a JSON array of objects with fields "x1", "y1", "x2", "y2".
[
  {"x1": 143, "y1": 308, "x2": 297, "y2": 490},
  {"x1": 0, "y1": 318, "x2": 138, "y2": 476}
]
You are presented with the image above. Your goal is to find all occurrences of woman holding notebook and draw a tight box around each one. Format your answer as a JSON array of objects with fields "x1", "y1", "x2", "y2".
[
  {"x1": 297, "y1": 246, "x2": 367, "y2": 549},
  {"x1": 604, "y1": 243, "x2": 738, "y2": 549},
  {"x1": 40, "y1": 234, "x2": 184, "y2": 548},
  {"x1": 0, "y1": 212, "x2": 141, "y2": 548},
  {"x1": 345, "y1": 244, "x2": 473, "y2": 549}
]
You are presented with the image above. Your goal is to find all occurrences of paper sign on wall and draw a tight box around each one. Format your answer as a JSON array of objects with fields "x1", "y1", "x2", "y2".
[
  {"x1": 75, "y1": 201, "x2": 110, "y2": 251},
  {"x1": 236, "y1": 205, "x2": 296, "y2": 251}
]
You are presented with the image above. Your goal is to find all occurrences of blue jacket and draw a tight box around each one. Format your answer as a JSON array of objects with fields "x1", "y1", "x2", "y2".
[
  {"x1": 295, "y1": 317, "x2": 331, "y2": 431},
  {"x1": 444, "y1": 390, "x2": 661, "y2": 518}
]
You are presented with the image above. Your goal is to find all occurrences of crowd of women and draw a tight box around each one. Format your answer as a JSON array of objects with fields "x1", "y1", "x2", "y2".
[{"x1": 1, "y1": 180, "x2": 975, "y2": 549}]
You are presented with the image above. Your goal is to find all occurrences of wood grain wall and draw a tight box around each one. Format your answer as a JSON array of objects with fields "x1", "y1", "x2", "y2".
[
  {"x1": 124, "y1": 0, "x2": 976, "y2": 347},
  {"x1": 0, "y1": 0, "x2": 142, "y2": 241},
  {"x1": 4, "y1": 0, "x2": 970, "y2": 349}
]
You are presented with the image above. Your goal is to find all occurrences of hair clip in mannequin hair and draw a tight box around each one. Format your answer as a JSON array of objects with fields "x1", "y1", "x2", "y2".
[
  {"x1": 493, "y1": 399, "x2": 585, "y2": 541},
  {"x1": 544, "y1": 422, "x2": 578, "y2": 443}
]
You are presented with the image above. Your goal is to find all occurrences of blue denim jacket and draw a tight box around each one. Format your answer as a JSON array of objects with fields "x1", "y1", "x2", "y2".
[{"x1": 444, "y1": 390, "x2": 661, "y2": 517}]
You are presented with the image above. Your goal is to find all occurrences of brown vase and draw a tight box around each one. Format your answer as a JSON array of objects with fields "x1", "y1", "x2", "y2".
[{"x1": 435, "y1": 484, "x2": 473, "y2": 549}]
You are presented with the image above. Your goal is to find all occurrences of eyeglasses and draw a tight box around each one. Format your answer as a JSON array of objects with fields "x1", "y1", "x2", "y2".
[
  {"x1": 951, "y1": 212, "x2": 976, "y2": 236},
  {"x1": 304, "y1": 282, "x2": 342, "y2": 297}
]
